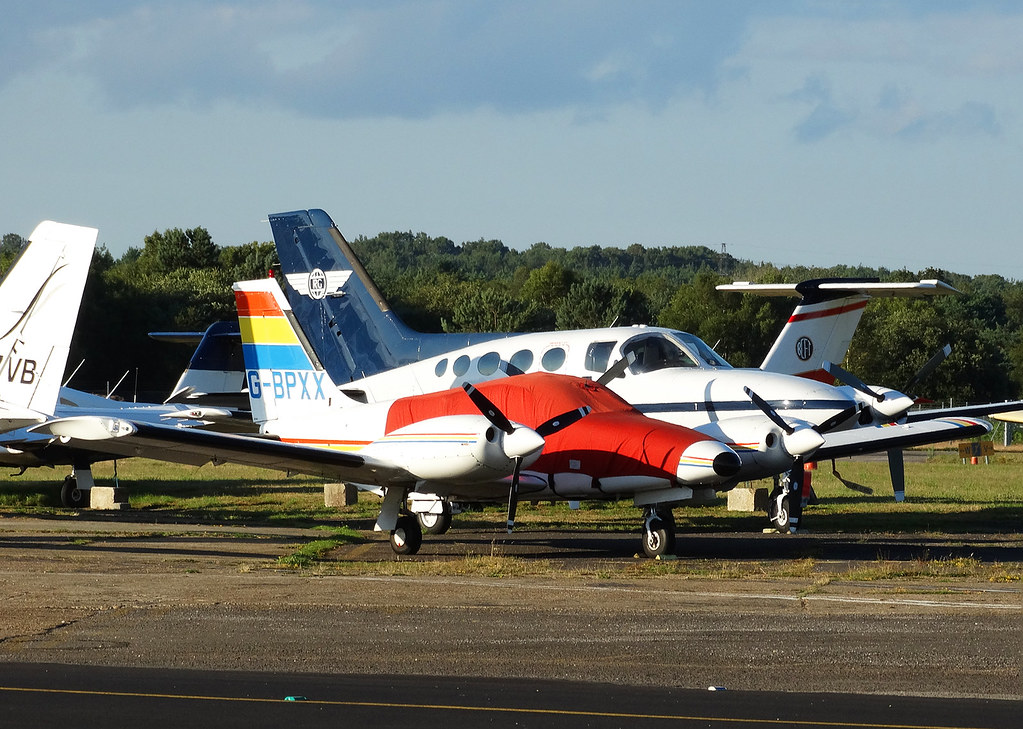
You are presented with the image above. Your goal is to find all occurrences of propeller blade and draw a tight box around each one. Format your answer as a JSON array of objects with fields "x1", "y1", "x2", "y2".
[
  {"x1": 535, "y1": 406, "x2": 591, "y2": 437},
  {"x1": 744, "y1": 386, "x2": 794, "y2": 435},
  {"x1": 903, "y1": 344, "x2": 951, "y2": 394},
  {"x1": 462, "y1": 383, "x2": 514, "y2": 435},
  {"x1": 506, "y1": 457, "x2": 522, "y2": 533},
  {"x1": 824, "y1": 361, "x2": 885, "y2": 402},
  {"x1": 499, "y1": 360, "x2": 525, "y2": 376},
  {"x1": 813, "y1": 405, "x2": 859, "y2": 434},
  {"x1": 596, "y1": 351, "x2": 637, "y2": 386},
  {"x1": 887, "y1": 448, "x2": 906, "y2": 502}
]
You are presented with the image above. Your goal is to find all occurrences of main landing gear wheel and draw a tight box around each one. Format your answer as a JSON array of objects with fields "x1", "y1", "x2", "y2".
[
  {"x1": 642, "y1": 509, "x2": 677, "y2": 558},
  {"x1": 60, "y1": 476, "x2": 86, "y2": 509},
  {"x1": 417, "y1": 504, "x2": 452, "y2": 535},
  {"x1": 768, "y1": 487, "x2": 790, "y2": 532},
  {"x1": 390, "y1": 514, "x2": 423, "y2": 555}
]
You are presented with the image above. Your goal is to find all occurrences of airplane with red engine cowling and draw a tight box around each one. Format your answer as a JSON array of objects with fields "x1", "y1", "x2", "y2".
[
  {"x1": 267, "y1": 209, "x2": 1009, "y2": 534},
  {"x1": 31, "y1": 278, "x2": 744, "y2": 556}
]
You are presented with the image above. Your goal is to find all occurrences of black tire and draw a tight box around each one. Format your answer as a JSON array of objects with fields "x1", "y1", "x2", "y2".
[
  {"x1": 642, "y1": 517, "x2": 676, "y2": 558},
  {"x1": 60, "y1": 476, "x2": 86, "y2": 509},
  {"x1": 418, "y1": 507, "x2": 452, "y2": 535},
  {"x1": 390, "y1": 514, "x2": 423, "y2": 555}
]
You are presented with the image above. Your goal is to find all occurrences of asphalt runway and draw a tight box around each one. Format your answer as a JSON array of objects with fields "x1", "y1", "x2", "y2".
[
  {"x1": 1, "y1": 515, "x2": 1020, "y2": 725},
  {"x1": 1, "y1": 663, "x2": 1020, "y2": 729}
]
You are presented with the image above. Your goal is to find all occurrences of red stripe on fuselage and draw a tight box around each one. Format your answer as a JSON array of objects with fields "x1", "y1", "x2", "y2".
[
  {"x1": 787, "y1": 299, "x2": 867, "y2": 323},
  {"x1": 796, "y1": 369, "x2": 837, "y2": 384}
]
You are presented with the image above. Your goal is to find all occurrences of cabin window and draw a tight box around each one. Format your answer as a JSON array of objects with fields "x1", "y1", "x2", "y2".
[
  {"x1": 477, "y1": 351, "x2": 500, "y2": 376},
  {"x1": 622, "y1": 334, "x2": 699, "y2": 374},
  {"x1": 453, "y1": 355, "x2": 470, "y2": 377},
  {"x1": 434, "y1": 358, "x2": 448, "y2": 377},
  {"x1": 509, "y1": 349, "x2": 533, "y2": 374},
  {"x1": 584, "y1": 341, "x2": 616, "y2": 373},
  {"x1": 541, "y1": 347, "x2": 566, "y2": 372}
]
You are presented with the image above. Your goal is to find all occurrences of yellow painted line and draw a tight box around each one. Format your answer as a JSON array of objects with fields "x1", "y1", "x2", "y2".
[{"x1": 0, "y1": 686, "x2": 1000, "y2": 729}]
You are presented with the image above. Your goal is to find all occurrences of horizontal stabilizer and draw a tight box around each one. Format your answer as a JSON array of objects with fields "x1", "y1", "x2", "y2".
[{"x1": 717, "y1": 279, "x2": 960, "y2": 300}]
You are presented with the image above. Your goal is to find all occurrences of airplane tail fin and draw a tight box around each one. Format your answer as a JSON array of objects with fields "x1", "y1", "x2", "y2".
[
  {"x1": 157, "y1": 320, "x2": 248, "y2": 410},
  {"x1": 0, "y1": 221, "x2": 97, "y2": 422},
  {"x1": 233, "y1": 277, "x2": 341, "y2": 425},
  {"x1": 269, "y1": 209, "x2": 416, "y2": 384},
  {"x1": 717, "y1": 278, "x2": 959, "y2": 381},
  {"x1": 269, "y1": 209, "x2": 503, "y2": 386}
]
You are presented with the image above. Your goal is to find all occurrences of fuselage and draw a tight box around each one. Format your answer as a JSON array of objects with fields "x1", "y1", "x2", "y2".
[
  {"x1": 259, "y1": 373, "x2": 742, "y2": 503},
  {"x1": 301, "y1": 326, "x2": 859, "y2": 481}
]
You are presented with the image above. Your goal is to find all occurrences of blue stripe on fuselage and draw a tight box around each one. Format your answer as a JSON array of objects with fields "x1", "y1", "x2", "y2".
[{"x1": 636, "y1": 399, "x2": 850, "y2": 415}]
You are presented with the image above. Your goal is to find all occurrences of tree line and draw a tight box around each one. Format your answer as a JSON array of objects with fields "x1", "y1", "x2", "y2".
[{"x1": 2, "y1": 227, "x2": 1021, "y2": 405}]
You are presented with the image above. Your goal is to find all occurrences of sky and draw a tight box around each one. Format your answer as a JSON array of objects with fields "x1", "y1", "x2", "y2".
[{"x1": 2, "y1": 1, "x2": 1022, "y2": 278}]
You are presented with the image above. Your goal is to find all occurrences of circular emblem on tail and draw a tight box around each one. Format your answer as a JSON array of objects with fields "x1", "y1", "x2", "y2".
[
  {"x1": 795, "y1": 336, "x2": 814, "y2": 362},
  {"x1": 307, "y1": 268, "x2": 327, "y2": 300}
]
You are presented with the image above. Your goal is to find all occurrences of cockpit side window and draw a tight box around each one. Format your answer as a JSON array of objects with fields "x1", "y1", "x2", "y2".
[
  {"x1": 584, "y1": 341, "x2": 616, "y2": 373},
  {"x1": 622, "y1": 334, "x2": 699, "y2": 374}
]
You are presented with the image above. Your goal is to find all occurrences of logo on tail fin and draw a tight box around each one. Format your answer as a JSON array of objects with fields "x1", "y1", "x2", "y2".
[
  {"x1": 795, "y1": 337, "x2": 814, "y2": 362},
  {"x1": 284, "y1": 270, "x2": 352, "y2": 299}
]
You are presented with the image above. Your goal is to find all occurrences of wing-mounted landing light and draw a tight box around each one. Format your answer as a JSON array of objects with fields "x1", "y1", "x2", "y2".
[{"x1": 462, "y1": 383, "x2": 591, "y2": 533}]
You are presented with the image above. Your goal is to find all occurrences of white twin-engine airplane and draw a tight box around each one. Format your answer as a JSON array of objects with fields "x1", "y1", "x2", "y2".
[
  {"x1": 268, "y1": 209, "x2": 997, "y2": 534},
  {"x1": 0, "y1": 221, "x2": 243, "y2": 508},
  {"x1": 33, "y1": 278, "x2": 749, "y2": 557}
]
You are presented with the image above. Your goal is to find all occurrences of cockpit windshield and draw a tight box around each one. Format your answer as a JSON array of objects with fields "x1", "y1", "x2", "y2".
[
  {"x1": 621, "y1": 332, "x2": 732, "y2": 374},
  {"x1": 671, "y1": 332, "x2": 732, "y2": 368},
  {"x1": 622, "y1": 334, "x2": 699, "y2": 374}
]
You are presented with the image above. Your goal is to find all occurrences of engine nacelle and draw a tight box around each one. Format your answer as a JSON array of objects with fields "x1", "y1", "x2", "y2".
[
  {"x1": 362, "y1": 414, "x2": 544, "y2": 483},
  {"x1": 675, "y1": 439, "x2": 742, "y2": 485}
]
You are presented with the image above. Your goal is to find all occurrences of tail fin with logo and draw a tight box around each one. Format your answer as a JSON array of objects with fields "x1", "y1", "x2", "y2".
[
  {"x1": 233, "y1": 277, "x2": 345, "y2": 425},
  {"x1": 717, "y1": 278, "x2": 959, "y2": 382},
  {"x1": 268, "y1": 209, "x2": 501, "y2": 387},
  {"x1": 0, "y1": 221, "x2": 97, "y2": 427}
]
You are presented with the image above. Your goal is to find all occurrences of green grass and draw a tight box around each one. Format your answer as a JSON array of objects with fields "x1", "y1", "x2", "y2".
[
  {"x1": 1, "y1": 450, "x2": 1021, "y2": 577},
  {"x1": 277, "y1": 527, "x2": 364, "y2": 568}
]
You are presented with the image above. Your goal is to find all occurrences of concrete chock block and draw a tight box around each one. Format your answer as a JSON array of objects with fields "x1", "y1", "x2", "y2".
[
  {"x1": 324, "y1": 482, "x2": 359, "y2": 508},
  {"x1": 727, "y1": 487, "x2": 769, "y2": 513},
  {"x1": 90, "y1": 486, "x2": 130, "y2": 510}
]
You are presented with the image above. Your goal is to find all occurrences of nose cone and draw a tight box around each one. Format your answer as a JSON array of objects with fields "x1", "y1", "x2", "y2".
[
  {"x1": 503, "y1": 427, "x2": 545, "y2": 460},
  {"x1": 678, "y1": 440, "x2": 742, "y2": 485},
  {"x1": 872, "y1": 391, "x2": 916, "y2": 421},
  {"x1": 782, "y1": 426, "x2": 826, "y2": 458}
]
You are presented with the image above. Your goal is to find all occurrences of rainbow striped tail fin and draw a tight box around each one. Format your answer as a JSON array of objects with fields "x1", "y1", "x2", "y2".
[{"x1": 233, "y1": 278, "x2": 339, "y2": 424}]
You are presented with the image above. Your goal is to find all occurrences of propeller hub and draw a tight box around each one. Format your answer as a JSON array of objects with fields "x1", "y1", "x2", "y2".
[
  {"x1": 782, "y1": 426, "x2": 826, "y2": 458},
  {"x1": 502, "y1": 427, "x2": 545, "y2": 460}
]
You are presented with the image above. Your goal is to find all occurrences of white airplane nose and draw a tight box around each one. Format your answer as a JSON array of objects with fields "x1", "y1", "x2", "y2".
[
  {"x1": 677, "y1": 440, "x2": 741, "y2": 484},
  {"x1": 503, "y1": 427, "x2": 546, "y2": 460}
]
